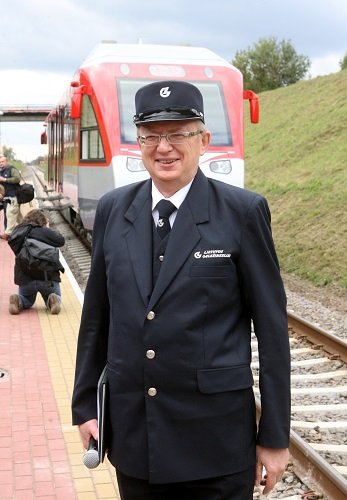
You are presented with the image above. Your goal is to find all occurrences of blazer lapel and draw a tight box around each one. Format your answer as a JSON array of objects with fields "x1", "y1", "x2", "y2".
[{"x1": 124, "y1": 181, "x2": 153, "y2": 306}]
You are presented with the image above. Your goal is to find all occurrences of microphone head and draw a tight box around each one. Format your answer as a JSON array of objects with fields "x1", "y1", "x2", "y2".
[{"x1": 83, "y1": 449, "x2": 100, "y2": 469}]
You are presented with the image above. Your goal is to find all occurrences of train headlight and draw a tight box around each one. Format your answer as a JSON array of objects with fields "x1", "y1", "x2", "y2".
[
  {"x1": 126, "y1": 157, "x2": 146, "y2": 172},
  {"x1": 209, "y1": 160, "x2": 232, "y2": 174}
]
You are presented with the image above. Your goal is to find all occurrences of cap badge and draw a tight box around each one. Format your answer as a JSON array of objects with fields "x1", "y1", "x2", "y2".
[{"x1": 159, "y1": 86, "x2": 171, "y2": 98}]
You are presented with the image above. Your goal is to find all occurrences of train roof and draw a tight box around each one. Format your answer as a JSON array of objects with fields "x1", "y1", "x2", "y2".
[{"x1": 80, "y1": 41, "x2": 236, "y2": 70}]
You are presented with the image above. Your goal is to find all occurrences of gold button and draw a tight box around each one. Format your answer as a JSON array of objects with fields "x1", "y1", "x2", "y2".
[
  {"x1": 148, "y1": 387, "x2": 157, "y2": 397},
  {"x1": 147, "y1": 311, "x2": 155, "y2": 320},
  {"x1": 146, "y1": 350, "x2": 155, "y2": 359}
]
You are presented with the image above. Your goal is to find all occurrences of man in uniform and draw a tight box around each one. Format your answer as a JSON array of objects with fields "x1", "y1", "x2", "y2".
[{"x1": 72, "y1": 80, "x2": 291, "y2": 499}]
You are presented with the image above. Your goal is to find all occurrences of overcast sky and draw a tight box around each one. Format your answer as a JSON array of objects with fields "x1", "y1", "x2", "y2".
[{"x1": 0, "y1": 0, "x2": 346, "y2": 161}]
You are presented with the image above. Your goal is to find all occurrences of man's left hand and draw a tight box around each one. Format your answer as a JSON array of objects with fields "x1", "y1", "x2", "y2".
[{"x1": 255, "y1": 445, "x2": 290, "y2": 495}]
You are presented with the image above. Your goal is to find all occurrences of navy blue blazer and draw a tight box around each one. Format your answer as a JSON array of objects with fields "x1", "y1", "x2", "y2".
[{"x1": 72, "y1": 168, "x2": 290, "y2": 483}]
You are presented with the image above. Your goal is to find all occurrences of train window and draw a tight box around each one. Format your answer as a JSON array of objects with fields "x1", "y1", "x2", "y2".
[
  {"x1": 117, "y1": 79, "x2": 232, "y2": 147},
  {"x1": 194, "y1": 82, "x2": 232, "y2": 146},
  {"x1": 80, "y1": 96, "x2": 105, "y2": 161},
  {"x1": 118, "y1": 80, "x2": 143, "y2": 144}
]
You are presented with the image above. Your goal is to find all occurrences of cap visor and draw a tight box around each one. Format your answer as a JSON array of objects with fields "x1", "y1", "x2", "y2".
[{"x1": 134, "y1": 110, "x2": 203, "y2": 124}]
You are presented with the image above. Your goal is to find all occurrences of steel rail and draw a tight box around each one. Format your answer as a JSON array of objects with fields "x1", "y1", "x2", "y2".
[
  {"x1": 288, "y1": 310, "x2": 347, "y2": 362},
  {"x1": 286, "y1": 312, "x2": 347, "y2": 497},
  {"x1": 289, "y1": 428, "x2": 347, "y2": 500}
]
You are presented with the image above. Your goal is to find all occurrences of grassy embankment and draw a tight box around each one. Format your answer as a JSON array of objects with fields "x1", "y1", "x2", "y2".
[{"x1": 244, "y1": 70, "x2": 347, "y2": 292}]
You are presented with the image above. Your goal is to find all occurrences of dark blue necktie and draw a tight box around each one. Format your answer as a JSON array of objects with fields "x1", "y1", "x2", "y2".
[{"x1": 156, "y1": 200, "x2": 176, "y2": 239}]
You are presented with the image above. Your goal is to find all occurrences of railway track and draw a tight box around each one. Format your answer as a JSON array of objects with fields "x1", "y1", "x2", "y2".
[
  {"x1": 253, "y1": 316, "x2": 347, "y2": 499},
  {"x1": 288, "y1": 316, "x2": 347, "y2": 499},
  {"x1": 30, "y1": 168, "x2": 347, "y2": 498}
]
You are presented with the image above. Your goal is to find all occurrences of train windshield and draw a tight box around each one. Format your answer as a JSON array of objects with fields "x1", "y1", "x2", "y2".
[{"x1": 117, "y1": 79, "x2": 232, "y2": 147}]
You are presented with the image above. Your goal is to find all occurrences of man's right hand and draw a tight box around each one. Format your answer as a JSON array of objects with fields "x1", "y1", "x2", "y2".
[{"x1": 78, "y1": 419, "x2": 98, "y2": 449}]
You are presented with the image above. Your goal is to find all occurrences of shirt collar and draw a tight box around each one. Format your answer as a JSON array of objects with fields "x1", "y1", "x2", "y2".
[{"x1": 151, "y1": 180, "x2": 193, "y2": 212}]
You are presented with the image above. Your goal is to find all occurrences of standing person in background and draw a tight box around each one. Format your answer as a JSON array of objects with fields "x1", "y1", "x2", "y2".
[
  {"x1": 0, "y1": 184, "x2": 10, "y2": 229},
  {"x1": 0, "y1": 155, "x2": 22, "y2": 239},
  {"x1": 72, "y1": 80, "x2": 291, "y2": 499},
  {"x1": 7, "y1": 209, "x2": 65, "y2": 315}
]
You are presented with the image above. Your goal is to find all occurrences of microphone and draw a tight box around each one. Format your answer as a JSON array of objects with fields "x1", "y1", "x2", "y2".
[{"x1": 83, "y1": 436, "x2": 100, "y2": 469}]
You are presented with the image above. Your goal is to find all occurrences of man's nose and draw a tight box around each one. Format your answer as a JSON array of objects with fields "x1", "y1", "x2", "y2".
[{"x1": 157, "y1": 135, "x2": 173, "y2": 149}]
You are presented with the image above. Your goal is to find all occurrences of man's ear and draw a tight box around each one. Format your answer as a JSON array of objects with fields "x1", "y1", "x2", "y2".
[{"x1": 200, "y1": 130, "x2": 211, "y2": 154}]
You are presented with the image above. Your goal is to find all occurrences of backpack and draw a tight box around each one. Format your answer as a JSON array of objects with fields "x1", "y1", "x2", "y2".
[
  {"x1": 16, "y1": 183, "x2": 35, "y2": 204},
  {"x1": 18, "y1": 237, "x2": 64, "y2": 277},
  {"x1": 10, "y1": 167, "x2": 35, "y2": 204},
  {"x1": 8, "y1": 223, "x2": 33, "y2": 254}
]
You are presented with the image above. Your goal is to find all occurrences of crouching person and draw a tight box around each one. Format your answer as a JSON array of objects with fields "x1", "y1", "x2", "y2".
[{"x1": 7, "y1": 209, "x2": 65, "y2": 315}]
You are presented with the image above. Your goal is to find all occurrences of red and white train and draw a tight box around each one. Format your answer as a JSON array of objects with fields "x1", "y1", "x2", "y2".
[{"x1": 44, "y1": 42, "x2": 259, "y2": 236}]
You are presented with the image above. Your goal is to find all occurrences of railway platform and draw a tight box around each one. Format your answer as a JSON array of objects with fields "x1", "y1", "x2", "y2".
[{"x1": 0, "y1": 211, "x2": 120, "y2": 499}]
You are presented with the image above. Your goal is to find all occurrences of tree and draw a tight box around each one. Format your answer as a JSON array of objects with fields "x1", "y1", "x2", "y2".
[
  {"x1": 339, "y1": 53, "x2": 347, "y2": 70},
  {"x1": 2, "y1": 145, "x2": 16, "y2": 162},
  {"x1": 232, "y1": 37, "x2": 310, "y2": 93}
]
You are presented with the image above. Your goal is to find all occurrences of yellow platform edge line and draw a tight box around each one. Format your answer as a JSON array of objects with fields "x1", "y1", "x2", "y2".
[{"x1": 37, "y1": 252, "x2": 119, "y2": 499}]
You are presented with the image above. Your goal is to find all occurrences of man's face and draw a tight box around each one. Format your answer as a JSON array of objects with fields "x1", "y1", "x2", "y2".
[
  {"x1": 137, "y1": 120, "x2": 210, "y2": 196},
  {"x1": 0, "y1": 157, "x2": 7, "y2": 169}
]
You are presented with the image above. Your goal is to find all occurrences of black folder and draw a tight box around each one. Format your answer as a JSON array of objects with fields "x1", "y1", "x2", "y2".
[{"x1": 97, "y1": 365, "x2": 109, "y2": 463}]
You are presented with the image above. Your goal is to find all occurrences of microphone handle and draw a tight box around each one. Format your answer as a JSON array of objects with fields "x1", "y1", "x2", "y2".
[{"x1": 88, "y1": 436, "x2": 98, "y2": 451}]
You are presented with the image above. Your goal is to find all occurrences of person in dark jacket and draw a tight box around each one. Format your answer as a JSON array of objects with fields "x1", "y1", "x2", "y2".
[
  {"x1": 0, "y1": 155, "x2": 22, "y2": 239},
  {"x1": 0, "y1": 184, "x2": 10, "y2": 229},
  {"x1": 8, "y1": 209, "x2": 65, "y2": 315},
  {"x1": 72, "y1": 81, "x2": 291, "y2": 499}
]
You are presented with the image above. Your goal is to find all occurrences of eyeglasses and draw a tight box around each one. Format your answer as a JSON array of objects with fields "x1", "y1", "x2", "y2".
[{"x1": 137, "y1": 130, "x2": 203, "y2": 146}]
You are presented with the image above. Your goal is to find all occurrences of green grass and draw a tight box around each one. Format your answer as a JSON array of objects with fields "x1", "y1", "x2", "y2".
[{"x1": 244, "y1": 70, "x2": 347, "y2": 291}]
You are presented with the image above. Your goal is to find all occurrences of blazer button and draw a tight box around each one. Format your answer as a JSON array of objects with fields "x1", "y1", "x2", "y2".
[
  {"x1": 159, "y1": 255, "x2": 164, "y2": 262},
  {"x1": 146, "y1": 350, "x2": 156, "y2": 359},
  {"x1": 147, "y1": 311, "x2": 155, "y2": 320},
  {"x1": 148, "y1": 387, "x2": 157, "y2": 397}
]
